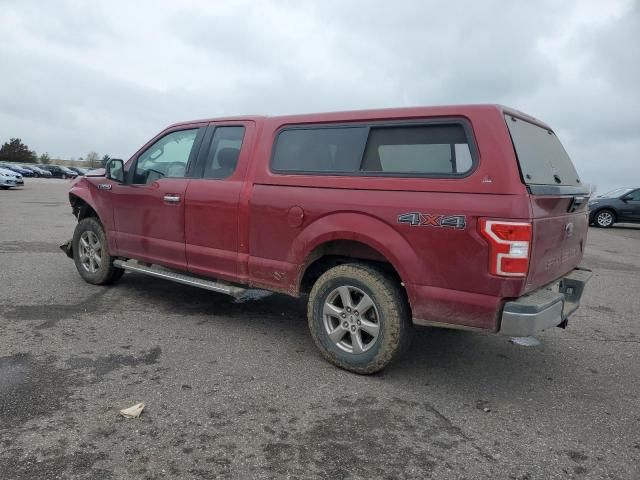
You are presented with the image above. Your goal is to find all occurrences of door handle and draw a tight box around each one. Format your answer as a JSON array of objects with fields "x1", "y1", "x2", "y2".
[{"x1": 164, "y1": 194, "x2": 181, "y2": 204}]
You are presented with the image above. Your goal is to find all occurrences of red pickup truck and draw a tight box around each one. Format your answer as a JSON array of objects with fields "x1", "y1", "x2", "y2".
[{"x1": 63, "y1": 105, "x2": 591, "y2": 373}]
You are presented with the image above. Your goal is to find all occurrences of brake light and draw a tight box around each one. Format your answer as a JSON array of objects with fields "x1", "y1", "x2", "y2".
[{"x1": 479, "y1": 219, "x2": 532, "y2": 277}]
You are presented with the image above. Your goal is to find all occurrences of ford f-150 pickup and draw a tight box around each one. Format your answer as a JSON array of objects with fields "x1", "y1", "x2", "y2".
[{"x1": 63, "y1": 105, "x2": 591, "y2": 373}]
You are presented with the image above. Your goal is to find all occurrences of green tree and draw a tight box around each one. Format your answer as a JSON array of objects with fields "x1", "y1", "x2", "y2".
[
  {"x1": 0, "y1": 138, "x2": 37, "y2": 163},
  {"x1": 101, "y1": 154, "x2": 111, "y2": 167},
  {"x1": 39, "y1": 152, "x2": 51, "y2": 164}
]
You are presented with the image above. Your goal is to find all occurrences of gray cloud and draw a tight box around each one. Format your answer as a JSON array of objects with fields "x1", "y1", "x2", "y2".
[{"x1": 0, "y1": 0, "x2": 637, "y2": 192}]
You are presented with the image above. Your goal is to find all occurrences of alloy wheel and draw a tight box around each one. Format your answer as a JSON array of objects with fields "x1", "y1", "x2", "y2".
[
  {"x1": 323, "y1": 285, "x2": 380, "y2": 354},
  {"x1": 78, "y1": 230, "x2": 102, "y2": 273},
  {"x1": 596, "y1": 211, "x2": 613, "y2": 227}
]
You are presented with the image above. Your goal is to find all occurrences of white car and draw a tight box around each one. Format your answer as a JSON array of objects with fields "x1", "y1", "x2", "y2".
[{"x1": 0, "y1": 167, "x2": 23, "y2": 189}]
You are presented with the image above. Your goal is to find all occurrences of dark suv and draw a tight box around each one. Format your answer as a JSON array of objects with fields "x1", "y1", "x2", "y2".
[{"x1": 588, "y1": 187, "x2": 640, "y2": 228}]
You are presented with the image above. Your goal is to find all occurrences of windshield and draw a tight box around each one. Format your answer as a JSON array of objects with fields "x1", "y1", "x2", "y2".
[
  {"x1": 597, "y1": 187, "x2": 633, "y2": 198},
  {"x1": 505, "y1": 115, "x2": 580, "y2": 186}
]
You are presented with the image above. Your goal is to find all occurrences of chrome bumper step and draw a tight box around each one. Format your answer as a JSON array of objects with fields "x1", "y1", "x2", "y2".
[{"x1": 113, "y1": 260, "x2": 247, "y2": 298}]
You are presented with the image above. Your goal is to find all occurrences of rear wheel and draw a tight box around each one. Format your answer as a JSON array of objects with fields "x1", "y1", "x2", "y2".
[
  {"x1": 595, "y1": 209, "x2": 615, "y2": 228},
  {"x1": 72, "y1": 217, "x2": 124, "y2": 285},
  {"x1": 307, "y1": 263, "x2": 412, "y2": 374}
]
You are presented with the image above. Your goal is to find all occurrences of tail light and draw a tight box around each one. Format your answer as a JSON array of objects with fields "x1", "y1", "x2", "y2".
[{"x1": 479, "y1": 219, "x2": 532, "y2": 277}]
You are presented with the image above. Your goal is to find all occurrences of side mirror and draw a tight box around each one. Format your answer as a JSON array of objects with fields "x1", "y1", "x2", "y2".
[
  {"x1": 620, "y1": 195, "x2": 631, "y2": 202},
  {"x1": 106, "y1": 159, "x2": 125, "y2": 183}
]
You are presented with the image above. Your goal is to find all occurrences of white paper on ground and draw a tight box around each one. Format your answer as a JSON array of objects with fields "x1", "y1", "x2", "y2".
[
  {"x1": 119, "y1": 402, "x2": 145, "y2": 418},
  {"x1": 510, "y1": 336, "x2": 541, "y2": 347}
]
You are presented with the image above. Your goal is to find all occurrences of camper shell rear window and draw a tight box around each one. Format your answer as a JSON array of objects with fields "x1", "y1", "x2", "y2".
[{"x1": 505, "y1": 115, "x2": 580, "y2": 187}]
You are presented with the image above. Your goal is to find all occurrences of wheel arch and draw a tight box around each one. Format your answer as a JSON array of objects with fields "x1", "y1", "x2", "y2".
[
  {"x1": 593, "y1": 206, "x2": 617, "y2": 224},
  {"x1": 69, "y1": 192, "x2": 100, "y2": 222},
  {"x1": 68, "y1": 185, "x2": 117, "y2": 254},
  {"x1": 292, "y1": 213, "x2": 421, "y2": 308}
]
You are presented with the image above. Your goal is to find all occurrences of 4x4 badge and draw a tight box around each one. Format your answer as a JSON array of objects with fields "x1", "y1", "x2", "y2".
[{"x1": 397, "y1": 212, "x2": 466, "y2": 230}]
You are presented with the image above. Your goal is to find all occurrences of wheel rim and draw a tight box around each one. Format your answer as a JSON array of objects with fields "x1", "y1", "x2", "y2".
[
  {"x1": 597, "y1": 211, "x2": 613, "y2": 227},
  {"x1": 323, "y1": 285, "x2": 380, "y2": 354},
  {"x1": 78, "y1": 231, "x2": 102, "y2": 273}
]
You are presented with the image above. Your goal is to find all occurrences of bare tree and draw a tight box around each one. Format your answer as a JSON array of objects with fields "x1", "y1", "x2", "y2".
[{"x1": 86, "y1": 151, "x2": 100, "y2": 169}]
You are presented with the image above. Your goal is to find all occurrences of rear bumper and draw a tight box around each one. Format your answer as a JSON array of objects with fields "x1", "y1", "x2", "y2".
[{"x1": 499, "y1": 268, "x2": 592, "y2": 337}]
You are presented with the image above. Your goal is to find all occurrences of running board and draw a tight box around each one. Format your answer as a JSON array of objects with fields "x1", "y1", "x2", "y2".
[{"x1": 114, "y1": 260, "x2": 247, "y2": 298}]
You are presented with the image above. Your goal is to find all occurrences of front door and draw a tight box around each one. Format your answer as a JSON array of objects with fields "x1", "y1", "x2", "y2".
[
  {"x1": 111, "y1": 126, "x2": 205, "y2": 270},
  {"x1": 620, "y1": 189, "x2": 640, "y2": 222}
]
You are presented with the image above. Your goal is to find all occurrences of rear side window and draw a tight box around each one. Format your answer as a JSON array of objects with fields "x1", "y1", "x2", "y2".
[
  {"x1": 361, "y1": 124, "x2": 472, "y2": 174},
  {"x1": 505, "y1": 115, "x2": 580, "y2": 186},
  {"x1": 203, "y1": 126, "x2": 245, "y2": 179},
  {"x1": 271, "y1": 122, "x2": 474, "y2": 176},
  {"x1": 272, "y1": 127, "x2": 368, "y2": 172}
]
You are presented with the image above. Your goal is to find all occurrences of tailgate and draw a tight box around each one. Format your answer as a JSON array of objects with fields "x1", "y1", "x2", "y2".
[{"x1": 526, "y1": 197, "x2": 589, "y2": 292}]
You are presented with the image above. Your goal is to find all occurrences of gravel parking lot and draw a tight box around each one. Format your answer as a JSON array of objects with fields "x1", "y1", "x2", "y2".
[{"x1": 1, "y1": 180, "x2": 639, "y2": 479}]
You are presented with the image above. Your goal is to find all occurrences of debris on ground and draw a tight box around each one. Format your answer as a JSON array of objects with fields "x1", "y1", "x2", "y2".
[
  {"x1": 510, "y1": 336, "x2": 541, "y2": 347},
  {"x1": 119, "y1": 402, "x2": 145, "y2": 418}
]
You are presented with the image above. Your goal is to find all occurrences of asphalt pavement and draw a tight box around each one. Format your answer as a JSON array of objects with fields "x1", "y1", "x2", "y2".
[{"x1": 1, "y1": 179, "x2": 639, "y2": 479}]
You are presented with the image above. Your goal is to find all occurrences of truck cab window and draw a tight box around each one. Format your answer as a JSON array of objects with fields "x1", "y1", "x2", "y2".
[
  {"x1": 134, "y1": 129, "x2": 198, "y2": 184},
  {"x1": 203, "y1": 126, "x2": 245, "y2": 179}
]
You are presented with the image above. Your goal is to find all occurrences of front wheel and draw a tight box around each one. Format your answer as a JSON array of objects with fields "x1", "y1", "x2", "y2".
[
  {"x1": 594, "y1": 209, "x2": 615, "y2": 228},
  {"x1": 307, "y1": 263, "x2": 412, "y2": 374},
  {"x1": 72, "y1": 217, "x2": 124, "y2": 285}
]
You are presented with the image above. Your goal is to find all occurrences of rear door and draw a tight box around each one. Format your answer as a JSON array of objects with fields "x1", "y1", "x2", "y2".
[
  {"x1": 184, "y1": 121, "x2": 254, "y2": 281},
  {"x1": 505, "y1": 114, "x2": 590, "y2": 292}
]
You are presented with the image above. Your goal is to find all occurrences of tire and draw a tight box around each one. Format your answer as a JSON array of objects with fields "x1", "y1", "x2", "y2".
[
  {"x1": 72, "y1": 217, "x2": 124, "y2": 285},
  {"x1": 307, "y1": 263, "x2": 412, "y2": 374},
  {"x1": 594, "y1": 209, "x2": 615, "y2": 228}
]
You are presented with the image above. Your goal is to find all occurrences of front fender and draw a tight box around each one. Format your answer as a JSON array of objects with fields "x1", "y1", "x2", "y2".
[{"x1": 69, "y1": 178, "x2": 117, "y2": 253}]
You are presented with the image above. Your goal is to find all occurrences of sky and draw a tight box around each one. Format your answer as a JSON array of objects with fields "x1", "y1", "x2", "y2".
[{"x1": 0, "y1": 0, "x2": 637, "y2": 193}]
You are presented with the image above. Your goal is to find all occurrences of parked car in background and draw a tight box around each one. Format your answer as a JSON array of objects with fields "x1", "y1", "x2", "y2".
[
  {"x1": 0, "y1": 168, "x2": 17, "y2": 189},
  {"x1": 63, "y1": 104, "x2": 592, "y2": 374},
  {"x1": 0, "y1": 167, "x2": 23, "y2": 188},
  {"x1": 21, "y1": 165, "x2": 52, "y2": 177},
  {"x1": 0, "y1": 164, "x2": 35, "y2": 177},
  {"x1": 589, "y1": 187, "x2": 640, "y2": 227},
  {"x1": 67, "y1": 167, "x2": 88, "y2": 176},
  {"x1": 42, "y1": 165, "x2": 78, "y2": 179}
]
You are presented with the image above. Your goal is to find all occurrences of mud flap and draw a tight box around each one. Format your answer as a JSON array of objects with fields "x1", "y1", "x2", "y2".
[{"x1": 60, "y1": 239, "x2": 73, "y2": 259}]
